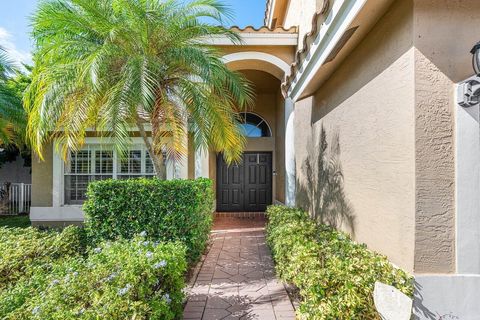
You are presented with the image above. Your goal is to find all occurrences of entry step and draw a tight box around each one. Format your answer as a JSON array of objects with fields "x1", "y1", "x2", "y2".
[{"x1": 214, "y1": 212, "x2": 266, "y2": 218}]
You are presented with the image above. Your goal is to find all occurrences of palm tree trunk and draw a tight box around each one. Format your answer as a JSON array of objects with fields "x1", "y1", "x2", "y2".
[{"x1": 136, "y1": 117, "x2": 166, "y2": 179}]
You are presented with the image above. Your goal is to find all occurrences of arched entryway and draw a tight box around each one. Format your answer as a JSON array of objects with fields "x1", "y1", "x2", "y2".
[{"x1": 195, "y1": 42, "x2": 297, "y2": 210}]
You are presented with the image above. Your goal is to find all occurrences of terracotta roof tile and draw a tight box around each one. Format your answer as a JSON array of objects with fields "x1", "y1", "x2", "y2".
[{"x1": 229, "y1": 25, "x2": 297, "y2": 33}]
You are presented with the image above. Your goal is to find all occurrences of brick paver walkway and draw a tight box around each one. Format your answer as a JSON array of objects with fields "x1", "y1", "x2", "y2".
[{"x1": 183, "y1": 216, "x2": 296, "y2": 320}]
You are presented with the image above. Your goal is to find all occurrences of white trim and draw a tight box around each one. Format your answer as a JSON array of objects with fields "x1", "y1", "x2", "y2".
[
  {"x1": 284, "y1": 98, "x2": 296, "y2": 206},
  {"x1": 222, "y1": 51, "x2": 291, "y2": 77},
  {"x1": 239, "y1": 111, "x2": 273, "y2": 138},
  {"x1": 195, "y1": 149, "x2": 209, "y2": 179},
  {"x1": 52, "y1": 137, "x2": 169, "y2": 207},
  {"x1": 414, "y1": 274, "x2": 480, "y2": 318},
  {"x1": 286, "y1": 0, "x2": 367, "y2": 101},
  {"x1": 206, "y1": 32, "x2": 297, "y2": 46},
  {"x1": 265, "y1": 0, "x2": 276, "y2": 27},
  {"x1": 81, "y1": 125, "x2": 151, "y2": 132},
  {"x1": 455, "y1": 77, "x2": 480, "y2": 274},
  {"x1": 30, "y1": 206, "x2": 84, "y2": 222},
  {"x1": 52, "y1": 148, "x2": 63, "y2": 207}
]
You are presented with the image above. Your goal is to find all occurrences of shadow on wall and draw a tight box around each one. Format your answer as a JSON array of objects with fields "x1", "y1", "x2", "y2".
[
  {"x1": 412, "y1": 281, "x2": 458, "y2": 320},
  {"x1": 296, "y1": 125, "x2": 355, "y2": 234}
]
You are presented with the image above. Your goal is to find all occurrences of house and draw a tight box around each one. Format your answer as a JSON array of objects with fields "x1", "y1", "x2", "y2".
[{"x1": 29, "y1": 0, "x2": 480, "y2": 317}]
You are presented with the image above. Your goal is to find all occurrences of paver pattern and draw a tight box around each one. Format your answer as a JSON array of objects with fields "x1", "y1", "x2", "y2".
[{"x1": 184, "y1": 216, "x2": 295, "y2": 320}]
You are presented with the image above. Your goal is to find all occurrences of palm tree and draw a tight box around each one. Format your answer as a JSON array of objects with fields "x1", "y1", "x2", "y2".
[
  {"x1": 26, "y1": 0, "x2": 254, "y2": 178},
  {"x1": 0, "y1": 47, "x2": 26, "y2": 146}
]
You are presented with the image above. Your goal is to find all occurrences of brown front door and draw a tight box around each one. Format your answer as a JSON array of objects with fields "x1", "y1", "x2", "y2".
[{"x1": 216, "y1": 152, "x2": 272, "y2": 212}]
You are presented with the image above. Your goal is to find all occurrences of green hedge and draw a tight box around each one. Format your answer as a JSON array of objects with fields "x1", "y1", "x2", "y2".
[
  {"x1": 266, "y1": 206, "x2": 414, "y2": 320},
  {"x1": 83, "y1": 178, "x2": 214, "y2": 263},
  {"x1": 0, "y1": 229, "x2": 186, "y2": 319}
]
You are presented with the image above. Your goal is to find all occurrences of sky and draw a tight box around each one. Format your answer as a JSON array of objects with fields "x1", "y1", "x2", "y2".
[{"x1": 0, "y1": 0, "x2": 266, "y2": 67}]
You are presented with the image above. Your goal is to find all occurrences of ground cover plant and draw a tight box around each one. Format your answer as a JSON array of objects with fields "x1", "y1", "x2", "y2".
[
  {"x1": 0, "y1": 227, "x2": 186, "y2": 319},
  {"x1": 0, "y1": 215, "x2": 30, "y2": 228},
  {"x1": 0, "y1": 178, "x2": 213, "y2": 319},
  {"x1": 266, "y1": 205, "x2": 414, "y2": 319},
  {"x1": 84, "y1": 178, "x2": 214, "y2": 263}
]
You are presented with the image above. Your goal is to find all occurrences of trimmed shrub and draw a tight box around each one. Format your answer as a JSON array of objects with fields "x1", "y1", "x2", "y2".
[
  {"x1": 1, "y1": 233, "x2": 187, "y2": 319},
  {"x1": 83, "y1": 178, "x2": 214, "y2": 263},
  {"x1": 266, "y1": 205, "x2": 414, "y2": 320}
]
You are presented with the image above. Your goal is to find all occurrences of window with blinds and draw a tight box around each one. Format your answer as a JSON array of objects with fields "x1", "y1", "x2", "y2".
[{"x1": 64, "y1": 146, "x2": 158, "y2": 204}]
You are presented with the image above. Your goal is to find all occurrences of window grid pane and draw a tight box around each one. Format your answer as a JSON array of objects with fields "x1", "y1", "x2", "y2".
[
  {"x1": 120, "y1": 150, "x2": 142, "y2": 175},
  {"x1": 68, "y1": 150, "x2": 91, "y2": 174},
  {"x1": 238, "y1": 113, "x2": 271, "y2": 137},
  {"x1": 145, "y1": 152, "x2": 155, "y2": 174},
  {"x1": 65, "y1": 147, "x2": 158, "y2": 205},
  {"x1": 95, "y1": 150, "x2": 113, "y2": 174}
]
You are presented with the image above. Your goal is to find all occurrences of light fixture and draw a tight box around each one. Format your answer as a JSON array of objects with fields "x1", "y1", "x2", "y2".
[
  {"x1": 457, "y1": 42, "x2": 480, "y2": 108},
  {"x1": 471, "y1": 41, "x2": 480, "y2": 76}
]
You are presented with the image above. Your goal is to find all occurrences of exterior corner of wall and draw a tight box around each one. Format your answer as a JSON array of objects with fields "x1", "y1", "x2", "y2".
[{"x1": 413, "y1": 47, "x2": 456, "y2": 274}]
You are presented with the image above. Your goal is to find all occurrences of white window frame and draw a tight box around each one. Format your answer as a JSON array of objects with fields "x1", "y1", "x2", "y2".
[
  {"x1": 239, "y1": 112, "x2": 273, "y2": 138},
  {"x1": 64, "y1": 146, "x2": 115, "y2": 205},
  {"x1": 53, "y1": 137, "x2": 171, "y2": 207}
]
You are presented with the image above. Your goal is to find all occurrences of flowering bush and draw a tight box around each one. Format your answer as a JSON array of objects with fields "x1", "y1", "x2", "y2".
[
  {"x1": 266, "y1": 205, "x2": 414, "y2": 320},
  {"x1": 1, "y1": 232, "x2": 186, "y2": 319},
  {"x1": 0, "y1": 226, "x2": 86, "y2": 289},
  {"x1": 84, "y1": 178, "x2": 214, "y2": 263}
]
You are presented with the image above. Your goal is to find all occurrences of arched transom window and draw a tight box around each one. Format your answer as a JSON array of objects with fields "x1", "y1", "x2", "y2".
[{"x1": 238, "y1": 112, "x2": 272, "y2": 138}]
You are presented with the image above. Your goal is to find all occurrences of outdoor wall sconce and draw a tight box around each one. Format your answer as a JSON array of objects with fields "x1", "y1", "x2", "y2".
[
  {"x1": 458, "y1": 41, "x2": 480, "y2": 108},
  {"x1": 471, "y1": 41, "x2": 480, "y2": 76}
]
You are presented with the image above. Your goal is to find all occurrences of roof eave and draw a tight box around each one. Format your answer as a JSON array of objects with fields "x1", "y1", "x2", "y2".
[
  {"x1": 204, "y1": 26, "x2": 298, "y2": 46},
  {"x1": 283, "y1": 0, "x2": 394, "y2": 101}
]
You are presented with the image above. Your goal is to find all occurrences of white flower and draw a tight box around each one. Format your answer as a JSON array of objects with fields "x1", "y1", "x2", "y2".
[
  {"x1": 32, "y1": 306, "x2": 40, "y2": 315},
  {"x1": 139, "y1": 231, "x2": 147, "y2": 237},
  {"x1": 76, "y1": 308, "x2": 85, "y2": 315},
  {"x1": 117, "y1": 284, "x2": 132, "y2": 296},
  {"x1": 154, "y1": 260, "x2": 167, "y2": 269},
  {"x1": 142, "y1": 241, "x2": 150, "y2": 246},
  {"x1": 105, "y1": 272, "x2": 118, "y2": 282},
  {"x1": 93, "y1": 247, "x2": 102, "y2": 254},
  {"x1": 72, "y1": 271, "x2": 79, "y2": 277},
  {"x1": 50, "y1": 279, "x2": 60, "y2": 286},
  {"x1": 163, "y1": 293, "x2": 171, "y2": 304},
  {"x1": 146, "y1": 251, "x2": 154, "y2": 259}
]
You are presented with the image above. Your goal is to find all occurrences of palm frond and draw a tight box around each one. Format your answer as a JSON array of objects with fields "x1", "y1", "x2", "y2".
[{"x1": 28, "y1": 0, "x2": 254, "y2": 172}]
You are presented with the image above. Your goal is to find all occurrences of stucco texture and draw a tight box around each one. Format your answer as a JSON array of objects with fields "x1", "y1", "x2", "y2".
[
  {"x1": 291, "y1": 0, "x2": 474, "y2": 274},
  {"x1": 294, "y1": 0, "x2": 417, "y2": 272},
  {"x1": 31, "y1": 143, "x2": 53, "y2": 207},
  {"x1": 410, "y1": 0, "x2": 480, "y2": 274},
  {"x1": 283, "y1": 0, "x2": 324, "y2": 50}
]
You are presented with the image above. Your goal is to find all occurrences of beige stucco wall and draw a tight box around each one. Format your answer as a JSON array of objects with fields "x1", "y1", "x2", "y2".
[
  {"x1": 282, "y1": 0, "x2": 333, "y2": 50},
  {"x1": 411, "y1": 0, "x2": 480, "y2": 274},
  {"x1": 294, "y1": 0, "x2": 416, "y2": 272},
  {"x1": 283, "y1": 0, "x2": 317, "y2": 50},
  {"x1": 31, "y1": 143, "x2": 53, "y2": 207},
  {"x1": 245, "y1": 93, "x2": 277, "y2": 203}
]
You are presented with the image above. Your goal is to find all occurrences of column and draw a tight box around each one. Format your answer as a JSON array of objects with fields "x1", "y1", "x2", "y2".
[
  {"x1": 195, "y1": 149, "x2": 210, "y2": 178},
  {"x1": 285, "y1": 98, "x2": 296, "y2": 206}
]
